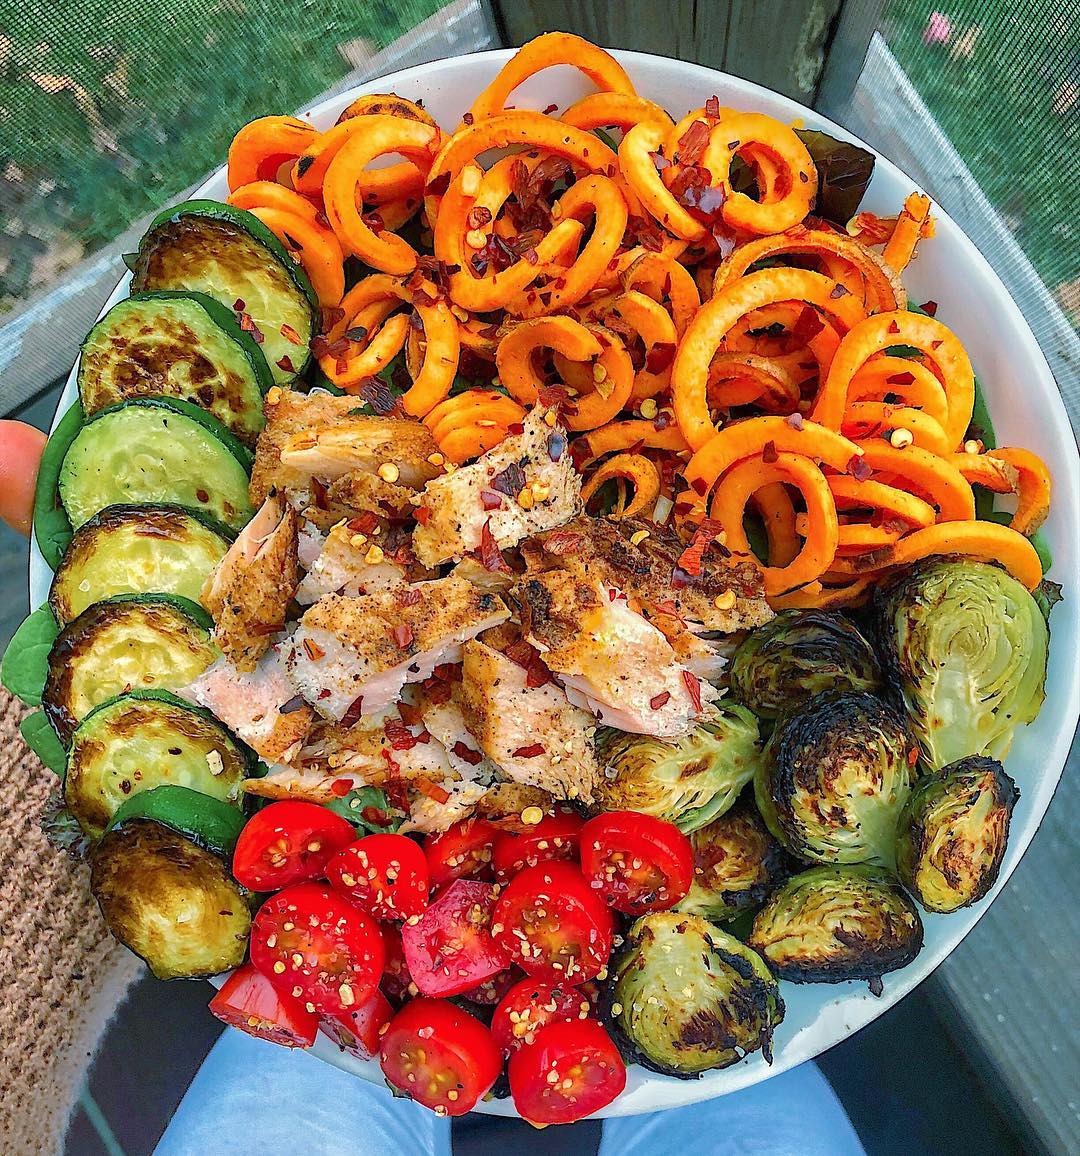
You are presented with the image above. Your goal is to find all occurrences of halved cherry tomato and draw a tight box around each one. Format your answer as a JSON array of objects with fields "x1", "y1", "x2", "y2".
[
  {"x1": 490, "y1": 977, "x2": 594, "y2": 1054},
  {"x1": 380, "y1": 922, "x2": 414, "y2": 1004},
  {"x1": 458, "y1": 966, "x2": 523, "y2": 1007},
  {"x1": 401, "y1": 878, "x2": 511, "y2": 997},
  {"x1": 250, "y1": 882, "x2": 385, "y2": 1016},
  {"x1": 209, "y1": 963, "x2": 318, "y2": 1048},
  {"x1": 380, "y1": 998, "x2": 502, "y2": 1116},
  {"x1": 232, "y1": 801, "x2": 356, "y2": 891},
  {"x1": 319, "y1": 987, "x2": 394, "y2": 1060},
  {"x1": 326, "y1": 833, "x2": 429, "y2": 921},
  {"x1": 509, "y1": 1019, "x2": 626, "y2": 1125},
  {"x1": 580, "y1": 811, "x2": 694, "y2": 914},
  {"x1": 492, "y1": 862, "x2": 613, "y2": 985},
  {"x1": 492, "y1": 810, "x2": 584, "y2": 881},
  {"x1": 424, "y1": 819, "x2": 498, "y2": 887}
]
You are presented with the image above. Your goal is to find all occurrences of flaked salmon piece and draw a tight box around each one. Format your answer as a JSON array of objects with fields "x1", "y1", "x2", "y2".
[
  {"x1": 200, "y1": 493, "x2": 298, "y2": 671},
  {"x1": 250, "y1": 388, "x2": 440, "y2": 504},
  {"x1": 299, "y1": 470, "x2": 419, "y2": 535},
  {"x1": 181, "y1": 644, "x2": 313, "y2": 765},
  {"x1": 285, "y1": 574, "x2": 509, "y2": 721},
  {"x1": 412, "y1": 406, "x2": 581, "y2": 568},
  {"x1": 297, "y1": 520, "x2": 326, "y2": 569},
  {"x1": 452, "y1": 555, "x2": 516, "y2": 595},
  {"x1": 514, "y1": 570, "x2": 716, "y2": 738},
  {"x1": 405, "y1": 780, "x2": 490, "y2": 835},
  {"x1": 296, "y1": 522, "x2": 408, "y2": 605},
  {"x1": 522, "y1": 515, "x2": 773, "y2": 634},
  {"x1": 647, "y1": 607, "x2": 728, "y2": 682},
  {"x1": 460, "y1": 639, "x2": 600, "y2": 803},
  {"x1": 475, "y1": 783, "x2": 558, "y2": 831}
]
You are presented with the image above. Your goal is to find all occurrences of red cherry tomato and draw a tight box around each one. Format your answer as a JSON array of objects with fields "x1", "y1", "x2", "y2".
[
  {"x1": 492, "y1": 810, "x2": 584, "y2": 881},
  {"x1": 423, "y1": 819, "x2": 498, "y2": 888},
  {"x1": 0, "y1": 420, "x2": 46, "y2": 536},
  {"x1": 401, "y1": 878, "x2": 511, "y2": 997},
  {"x1": 319, "y1": 987, "x2": 394, "y2": 1060},
  {"x1": 326, "y1": 833, "x2": 429, "y2": 921},
  {"x1": 250, "y1": 882, "x2": 384, "y2": 1016},
  {"x1": 580, "y1": 811, "x2": 694, "y2": 914},
  {"x1": 492, "y1": 862, "x2": 613, "y2": 985},
  {"x1": 509, "y1": 1019, "x2": 626, "y2": 1125},
  {"x1": 380, "y1": 922, "x2": 414, "y2": 1004},
  {"x1": 232, "y1": 801, "x2": 356, "y2": 891},
  {"x1": 380, "y1": 998, "x2": 501, "y2": 1115},
  {"x1": 490, "y1": 978, "x2": 594, "y2": 1054},
  {"x1": 458, "y1": 966, "x2": 523, "y2": 1007},
  {"x1": 209, "y1": 963, "x2": 318, "y2": 1048}
]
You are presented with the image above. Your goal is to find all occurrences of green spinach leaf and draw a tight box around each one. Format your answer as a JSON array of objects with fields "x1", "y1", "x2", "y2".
[
  {"x1": 795, "y1": 129, "x2": 876, "y2": 225},
  {"x1": 19, "y1": 711, "x2": 67, "y2": 774},
  {"x1": 1, "y1": 605, "x2": 59, "y2": 707},
  {"x1": 33, "y1": 401, "x2": 84, "y2": 570},
  {"x1": 324, "y1": 786, "x2": 404, "y2": 835}
]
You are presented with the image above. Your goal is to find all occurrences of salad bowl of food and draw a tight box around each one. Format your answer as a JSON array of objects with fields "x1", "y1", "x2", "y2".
[{"x1": 4, "y1": 33, "x2": 1077, "y2": 1125}]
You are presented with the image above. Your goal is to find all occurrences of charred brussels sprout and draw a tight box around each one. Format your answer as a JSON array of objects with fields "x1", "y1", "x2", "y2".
[
  {"x1": 874, "y1": 560, "x2": 1048, "y2": 769},
  {"x1": 897, "y1": 755, "x2": 1018, "y2": 913},
  {"x1": 609, "y1": 911, "x2": 783, "y2": 1077},
  {"x1": 729, "y1": 610, "x2": 881, "y2": 720},
  {"x1": 675, "y1": 799, "x2": 789, "y2": 922},
  {"x1": 749, "y1": 865, "x2": 922, "y2": 991},
  {"x1": 596, "y1": 704, "x2": 762, "y2": 832},
  {"x1": 756, "y1": 692, "x2": 914, "y2": 868}
]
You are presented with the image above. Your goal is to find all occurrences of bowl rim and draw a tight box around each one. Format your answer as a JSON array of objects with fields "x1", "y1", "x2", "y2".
[{"x1": 28, "y1": 43, "x2": 1080, "y2": 1119}]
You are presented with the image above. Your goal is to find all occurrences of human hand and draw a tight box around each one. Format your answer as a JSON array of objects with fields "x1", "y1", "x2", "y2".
[{"x1": 0, "y1": 420, "x2": 47, "y2": 536}]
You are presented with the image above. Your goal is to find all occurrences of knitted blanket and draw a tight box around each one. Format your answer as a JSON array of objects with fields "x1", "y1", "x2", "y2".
[{"x1": 0, "y1": 690, "x2": 142, "y2": 1155}]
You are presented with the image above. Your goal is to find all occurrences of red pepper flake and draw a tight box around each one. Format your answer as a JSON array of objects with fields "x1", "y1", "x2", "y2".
[
  {"x1": 466, "y1": 205, "x2": 493, "y2": 229},
  {"x1": 761, "y1": 440, "x2": 779, "y2": 464},
  {"x1": 426, "y1": 171, "x2": 451, "y2": 197},
  {"x1": 645, "y1": 342, "x2": 677, "y2": 374},
  {"x1": 490, "y1": 460, "x2": 527, "y2": 497},
  {"x1": 504, "y1": 639, "x2": 553, "y2": 688},
  {"x1": 238, "y1": 312, "x2": 264, "y2": 344},
  {"x1": 363, "y1": 211, "x2": 385, "y2": 235},
  {"x1": 311, "y1": 476, "x2": 328, "y2": 510},
  {"x1": 420, "y1": 676, "x2": 452, "y2": 705},
  {"x1": 690, "y1": 476, "x2": 708, "y2": 496},
  {"x1": 907, "y1": 747, "x2": 920, "y2": 767},
  {"x1": 676, "y1": 517, "x2": 724, "y2": 577},
  {"x1": 276, "y1": 354, "x2": 295, "y2": 373},
  {"x1": 342, "y1": 694, "x2": 366, "y2": 728},
  {"x1": 415, "y1": 777, "x2": 451, "y2": 804},
  {"x1": 415, "y1": 505, "x2": 432, "y2": 526},
  {"x1": 654, "y1": 410, "x2": 671, "y2": 431},
  {"x1": 920, "y1": 300, "x2": 938, "y2": 317},
  {"x1": 480, "y1": 489, "x2": 503, "y2": 511},
  {"x1": 356, "y1": 378, "x2": 403, "y2": 417},
  {"x1": 930, "y1": 339, "x2": 943, "y2": 350},
  {"x1": 849, "y1": 454, "x2": 873, "y2": 481},
  {"x1": 649, "y1": 691, "x2": 671, "y2": 710},
  {"x1": 302, "y1": 638, "x2": 325, "y2": 661},
  {"x1": 384, "y1": 718, "x2": 419, "y2": 751},
  {"x1": 475, "y1": 519, "x2": 511, "y2": 572},
  {"x1": 462, "y1": 112, "x2": 474, "y2": 125},
  {"x1": 829, "y1": 283, "x2": 850, "y2": 299},
  {"x1": 381, "y1": 748, "x2": 401, "y2": 776},
  {"x1": 507, "y1": 422, "x2": 525, "y2": 436},
  {"x1": 396, "y1": 587, "x2": 422, "y2": 607},
  {"x1": 280, "y1": 323, "x2": 303, "y2": 345},
  {"x1": 886, "y1": 371, "x2": 915, "y2": 386},
  {"x1": 233, "y1": 298, "x2": 246, "y2": 312},
  {"x1": 682, "y1": 671, "x2": 702, "y2": 713},
  {"x1": 539, "y1": 528, "x2": 584, "y2": 556},
  {"x1": 649, "y1": 150, "x2": 671, "y2": 171},
  {"x1": 348, "y1": 511, "x2": 380, "y2": 534},
  {"x1": 542, "y1": 102, "x2": 559, "y2": 115},
  {"x1": 512, "y1": 743, "x2": 546, "y2": 759},
  {"x1": 676, "y1": 119, "x2": 710, "y2": 165},
  {"x1": 452, "y1": 741, "x2": 483, "y2": 766},
  {"x1": 888, "y1": 320, "x2": 901, "y2": 335},
  {"x1": 397, "y1": 701, "x2": 425, "y2": 727},
  {"x1": 330, "y1": 778, "x2": 352, "y2": 797},
  {"x1": 391, "y1": 623, "x2": 414, "y2": 649},
  {"x1": 785, "y1": 411, "x2": 805, "y2": 430},
  {"x1": 704, "y1": 95, "x2": 721, "y2": 118},
  {"x1": 546, "y1": 431, "x2": 567, "y2": 461},
  {"x1": 321, "y1": 305, "x2": 346, "y2": 332}
]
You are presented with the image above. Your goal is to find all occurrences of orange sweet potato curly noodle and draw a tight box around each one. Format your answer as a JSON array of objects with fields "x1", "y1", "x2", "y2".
[{"x1": 225, "y1": 32, "x2": 1050, "y2": 598}]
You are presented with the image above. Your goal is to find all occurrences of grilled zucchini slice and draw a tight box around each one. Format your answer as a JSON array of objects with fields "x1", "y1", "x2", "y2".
[
  {"x1": 49, "y1": 503, "x2": 233, "y2": 626},
  {"x1": 58, "y1": 397, "x2": 254, "y2": 532},
  {"x1": 90, "y1": 785, "x2": 250, "y2": 979},
  {"x1": 79, "y1": 291, "x2": 271, "y2": 445},
  {"x1": 66, "y1": 690, "x2": 252, "y2": 838},
  {"x1": 43, "y1": 594, "x2": 219, "y2": 745},
  {"x1": 130, "y1": 200, "x2": 317, "y2": 385}
]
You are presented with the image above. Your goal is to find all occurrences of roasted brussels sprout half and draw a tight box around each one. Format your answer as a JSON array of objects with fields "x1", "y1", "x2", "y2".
[
  {"x1": 897, "y1": 755, "x2": 1018, "y2": 913},
  {"x1": 749, "y1": 865, "x2": 923, "y2": 992},
  {"x1": 874, "y1": 560, "x2": 1048, "y2": 769},
  {"x1": 756, "y1": 692, "x2": 915, "y2": 868},
  {"x1": 675, "y1": 798, "x2": 789, "y2": 922},
  {"x1": 596, "y1": 703, "x2": 762, "y2": 832},
  {"x1": 609, "y1": 911, "x2": 783, "y2": 1077},
  {"x1": 729, "y1": 610, "x2": 881, "y2": 720}
]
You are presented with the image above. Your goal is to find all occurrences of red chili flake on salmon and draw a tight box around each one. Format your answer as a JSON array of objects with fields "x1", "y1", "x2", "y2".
[
  {"x1": 682, "y1": 671, "x2": 702, "y2": 713},
  {"x1": 415, "y1": 505, "x2": 431, "y2": 526},
  {"x1": 384, "y1": 718, "x2": 419, "y2": 751},
  {"x1": 474, "y1": 520, "x2": 511, "y2": 573},
  {"x1": 342, "y1": 694, "x2": 366, "y2": 728},
  {"x1": 415, "y1": 777, "x2": 451, "y2": 804},
  {"x1": 512, "y1": 743, "x2": 545, "y2": 759},
  {"x1": 649, "y1": 691, "x2": 671, "y2": 710},
  {"x1": 302, "y1": 638, "x2": 325, "y2": 661},
  {"x1": 396, "y1": 587, "x2": 422, "y2": 607},
  {"x1": 391, "y1": 623, "x2": 414, "y2": 649},
  {"x1": 676, "y1": 517, "x2": 724, "y2": 577},
  {"x1": 452, "y1": 741, "x2": 483, "y2": 766},
  {"x1": 481, "y1": 489, "x2": 503, "y2": 511},
  {"x1": 330, "y1": 778, "x2": 352, "y2": 797}
]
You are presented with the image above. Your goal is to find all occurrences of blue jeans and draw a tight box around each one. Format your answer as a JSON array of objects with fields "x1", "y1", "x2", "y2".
[{"x1": 155, "y1": 1030, "x2": 866, "y2": 1155}]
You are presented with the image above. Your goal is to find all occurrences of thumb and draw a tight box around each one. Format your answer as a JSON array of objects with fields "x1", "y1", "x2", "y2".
[{"x1": 0, "y1": 420, "x2": 48, "y2": 537}]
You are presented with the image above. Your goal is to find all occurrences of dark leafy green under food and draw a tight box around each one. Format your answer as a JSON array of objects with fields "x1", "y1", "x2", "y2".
[
  {"x1": 1, "y1": 604, "x2": 59, "y2": 707},
  {"x1": 33, "y1": 401, "x2": 85, "y2": 570},
  {"x1": 19, "y1": 712, "x2": 67, "y2": 775},
  {"x1": 794, "y1": 129, "x2": 876, "y2": 226},
  {"x1": 324, "y1": 786, "x2": 404, "y2": 835}
]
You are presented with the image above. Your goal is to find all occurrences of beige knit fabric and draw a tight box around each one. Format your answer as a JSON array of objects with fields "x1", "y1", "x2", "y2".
[{"x1": 0, "y1": 690, "x2": 142, "y2": 1156}]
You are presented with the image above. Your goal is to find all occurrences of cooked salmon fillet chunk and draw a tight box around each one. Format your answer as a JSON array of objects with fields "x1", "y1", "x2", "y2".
[
  {"x1": 250, "y1": 388, "x2": 441, "y2": 504},
  {"x1": 200, "y1": 492, "x2": 298, "y2": 671},
  {"x1": 296, "y1": 522, "x2": 409, "y2": 604},
  {"x1": 460, "y1": 639, "x2": 601, "y2": 803},
  {"x1": 412, "y1": 406, "x2": 581, "y2": 567},
  {"x1": 522, "y1": 515, "x2": 773, "y2": 634},
  {"x1": 285, "y1": 573, "x2": 510, "y2": 721},
  {"x1": 514, "y1": 570, "x2": 716, "y2": 738},
  {"x1": 181, "y1": 644, "x2": 313, "y2": 765}
]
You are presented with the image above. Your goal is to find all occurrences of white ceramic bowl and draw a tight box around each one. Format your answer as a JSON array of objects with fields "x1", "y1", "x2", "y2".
[{"x1": 29, "y1": 48, "x2": 1080, "y2": 1118}]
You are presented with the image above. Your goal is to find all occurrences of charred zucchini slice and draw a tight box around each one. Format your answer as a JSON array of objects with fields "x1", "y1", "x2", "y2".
[
  {"x1": 49, "y1": 504, "x2": 233, "y2": 626},
  {"x1": 66, "y1": 690, "x2": 252, "y2": 839},
  {"x1": 90, "y1": 785, "x2": 250, "y2": 979},
  {"x1": 130, "y1": 200, "x2": 317, "y2": 385},
  {"x1": 33, "y1": 401, "x2": 85, "y2": 570},
  {"x1": 43, "y1": 594, "x2": 219, "y2": 745},
  {"x1": 79, "y1": 291, "x2": 271, "y2": 445},
  {"x1": 58, "y1": 398, "x2": 254, "y2": 533}
]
